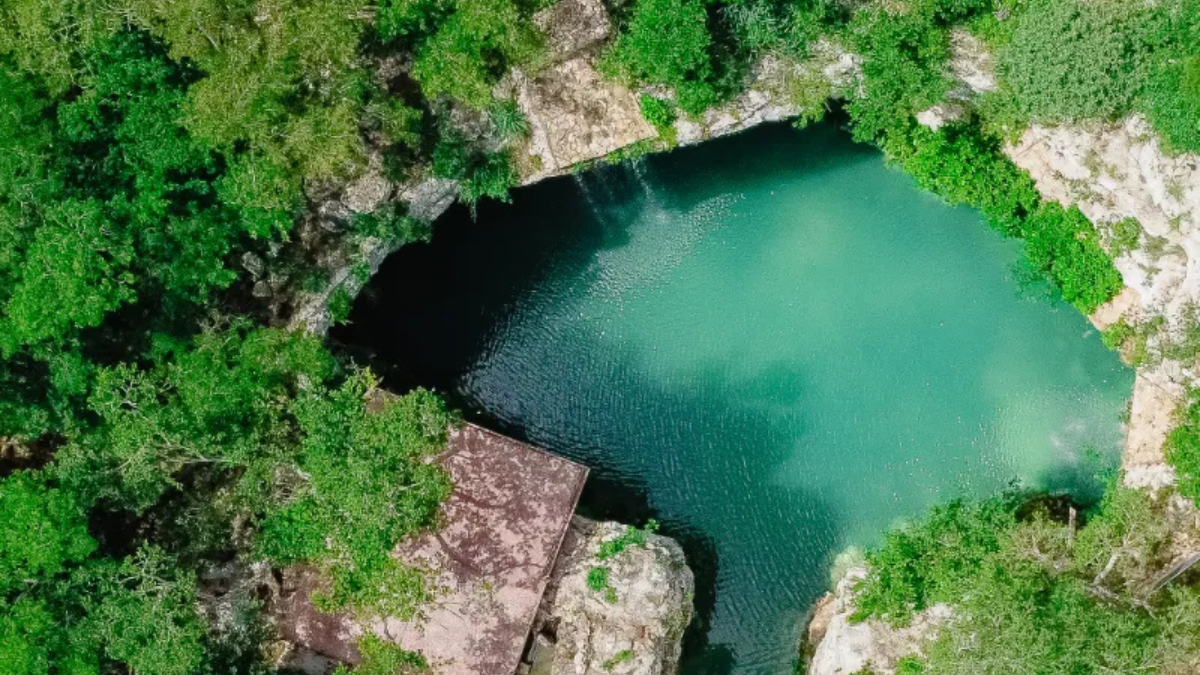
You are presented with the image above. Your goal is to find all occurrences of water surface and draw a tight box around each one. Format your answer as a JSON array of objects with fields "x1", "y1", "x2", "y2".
[{"x1": 338, "y1": 122, "x2": 1132, "y2": 674}]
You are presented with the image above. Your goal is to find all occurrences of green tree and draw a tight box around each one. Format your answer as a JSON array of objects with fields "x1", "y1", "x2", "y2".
[
  {"x1": 0, "y1": 472, "x2": 95, "y2": 594},
  {"x1": 409, "y1": 0, "x2": 542, "y2": 108},
  {"x1": 80, "y1": 548, "x2": 207, "y2": 675},
  {"x1": 605, "y1": 0, "x2": 719, "y2": 115}
]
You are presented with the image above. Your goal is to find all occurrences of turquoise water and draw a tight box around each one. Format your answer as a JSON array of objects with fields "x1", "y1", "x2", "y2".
[{"x1": 339, "y1": 122, "x2": 1133, "y2": 674}]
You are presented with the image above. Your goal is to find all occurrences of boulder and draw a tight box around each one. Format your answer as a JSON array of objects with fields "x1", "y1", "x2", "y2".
[
  {"x1": 517, "y1": 59, "x2": 656, "y2": 179},
  {"x1": 533, "y1": 517, "x2": 694, "y2": 675},
  {"x1": 807, "y1": 568, "x2": 950, "y2": 675}
]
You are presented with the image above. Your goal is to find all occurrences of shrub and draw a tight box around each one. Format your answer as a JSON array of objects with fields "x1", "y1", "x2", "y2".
[
  {"x1": 410, "y1": 0, "x2": 542, "y2": 108},
  {"x1": 350, "y1": 205, "x2": 434, "y2": 245},
  {"x1": 1141, "y1": 55, "x2": 1200, "y2": 154},
  {"x1": 335, "y1": 634, "x2": 428, "y2": 675},
  {"x1": 490, "y1": 100, "x2": 530, "y2": 141},
  {"x1": 328, "y1": 288, "x2": 353, "y2": 326},
  {"x1": 639, "y1": 95, "x2": 677, "y2": 132},
  {"x1": 1167, "y1": 391, "x2": 1200, "y2": 503},
  {"x1": 1019, "y1": 203, "x2": 1123, "y2": 314},
  {"x1": 431, "y1": 131, "x2": 518, "y2": 208},
  {"x1": 598, "y1": 520, "x2": 659, "y2": 560},
  {"x1": 884, "y1": 121, "x2": 1040, "y2": 237},
  {"x1": 458, "y1": 153, "x2": 518, "y2": 209},
  {"x1": 587, "y1": 565, "x2": 610, "y2": 592},
  {"x1": 605, "y1": 0, "x2": 717, "y2": 115},
  {"x1": 366, "y1": 98, "x2": 424, "y2": 148},
  {"x1": 857, "y1": 488, "x2": 1200, "y2": 675},
  {"x1": 845, "y1": 7, "x2": 953, "y2": 143},
  {"x1": 852, "y1": 498, "x2": 1015, "y2": 625},
  {"x1": 998, "y1": 0, "x2": 1156, "y2": 122}
]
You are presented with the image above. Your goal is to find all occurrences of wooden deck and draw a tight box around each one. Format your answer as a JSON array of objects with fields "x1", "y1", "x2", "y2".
[{"x1": 273, "y1": 423, "x2": 589, "y2": 675}]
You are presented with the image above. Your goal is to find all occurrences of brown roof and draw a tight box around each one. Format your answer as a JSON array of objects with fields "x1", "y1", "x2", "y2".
[{"x1": 273, "y1": 423, "x2": 589, "y2": 675}]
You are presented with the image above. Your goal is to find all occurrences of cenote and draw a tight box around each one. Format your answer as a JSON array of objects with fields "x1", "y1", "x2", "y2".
[{"x1": 335, "y1": 121, "x2": 1133, "y2": 674}]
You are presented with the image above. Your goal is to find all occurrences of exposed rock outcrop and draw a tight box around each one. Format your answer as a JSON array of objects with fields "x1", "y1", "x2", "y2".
[
  {"x1": 1006, "y1": 116, "x2": 1200, "y2": 323},
  {"x1": 516, "y1": 0, "x2": 656, "y2": 180},
  {"x1": 806, "y1": 568, "x2": 950, "y2": 675},
  {"x1": 1000, "y1": 113, "x2": 1200, "y2": 496},
  {"x1": 286, "y1": 0, "x2": 863, "y2": 337},
  {"x1": 287, "y1": 174, "x2": 455, "y2": 335},
  {"x1": 672, "y1": 43, "x2": 861, "y2": 147},
  {"x1": 517, "y1": 58, "x2": 656, "y2": 179},
  {"x1": 527, "y1": 517, "x2": 694, "y2": 675}
]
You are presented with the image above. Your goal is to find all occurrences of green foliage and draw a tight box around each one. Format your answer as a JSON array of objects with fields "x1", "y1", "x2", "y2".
[
  {"x1": 1021, "y1": 203, "x2": 1123, "y2": 313},
  {"x1": 858, "y1": 488, "x2": 1200, "y2": 675},
  {"x1": 639, "y1": 95, "x2": 677, "y2": 133},
  {"x1": 605, "y1": 0, "x2": 719, "y2": 116},
  {"x1": 490, "y1": 100, "x2": 530, "y2": 141},
  {"x1": 0, "y1": 472, "x2": 95, "y2": 594},
  {"x1": 0, "y1": 594, "x2": 98, "y2": 675},
  {"x1": 349, "y1": 204, "x2": 433, "y2": 245},
  {"x1": 377, "y1": 0, "x2": 452, "y2": 42},
  {"x1": 1139, "y1": 0, "x2": 1200, "y2": 153},
  {"x1": 258, "y1": 377, "x2": 451, "y2": 616},
  {"x1": 1100, "y1": 319, "x2": 1150, "y2": 367},
  {"x1": 603, "y1": 648, "x2": 635, "y2": 670},
  {"x1": 328, "y1": 288, "x2": 354, "y2": 326},
  {"x1": 597, "y1": 520, "x2": 660, "y2": 560},
  {"x1": 852, "y1": 498, "x2": 1014, "y2": 624},
  {"x1": 1142, "y1": 54, "x2": 1200, "y2": 154},
  {"x1": 367, "y1": 98, "x2": 425, "y2": 149},
  {"x1": 723, "y1": 0, "x2": 841, "y2": 59},
  {"x1": 997, "y1": 0, "x2": 1157, "y2": 123},
  {"x1": 587, "y1": 565, "x2": 610, "y2": 591},
  {"x1": 460, "y1": 153, "x2": 519, "y2": 209},
  {"x1": 134, "y1": 0, "x2": 374, "y2": 182},
  {"x1": 587, "y1": 565, "x2": 619, "y2": 603},
  {"x1": 56, "y1": 324, "x2": 334, "y2": 511},
  {"x1": 883, "y1": 121, "x2": 1039, "y2": 236},
  {"x1": 845, "y1": 6, "x2": 952, "y2": 143},
  {"x1": 433, "y1": 132, "x2": 518, "y2": 208},
  {"x1": 408, "y1": 0, "x2": 542, "y2": 108},
  {"x1": 1167, "y1": 390, "x2": 1200, "y2": 504},
  {"x1": 879, "y1": 120, "x2": 1120, "y2": 312},
  {"x1": 81, "y1": 548, "x2": 207, "y2": 675},
  {"x1": 1107, "y1": 218, "x2": 1142, "y2": 258},
  {"x1": 334, "y1": 634, "x2": 428, "y2": 675}
]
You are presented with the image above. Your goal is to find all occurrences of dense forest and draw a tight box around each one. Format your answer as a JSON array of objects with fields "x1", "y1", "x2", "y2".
[
  {"x1": 850, "y1": 486, "x2": 1200, "y2": 674},
  {"x1": 2, "y1": 0, "x2": 1200, "y2": 673}
]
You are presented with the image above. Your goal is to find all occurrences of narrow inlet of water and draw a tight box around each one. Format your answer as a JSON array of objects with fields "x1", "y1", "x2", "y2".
[{"x1": 335, "y1": 122, "x2": 1133, "y2": 674}]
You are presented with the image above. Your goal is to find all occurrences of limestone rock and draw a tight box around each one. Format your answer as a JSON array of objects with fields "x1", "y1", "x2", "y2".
[
  {"x1": 916, "y1": 30, "x2": 991, "y2": 130},
  {"x1": 535, "y1": 0, "x2": 611, "y2": 60},
  {"x1": 399, "y1": 176, "x2": 460, "y2": 223},
  {"x1": 674, "y1": 44, "x2": 862, "y2": 147},
  {"x1": 536, "y1": 517, "x2": 694, "y2": 675},
  {"x1": 915, "y1": 103, "x2": 964, "y2": 131},
  {"x1": 343, "y1": 168, "x2": 393, "y2": 214},
  {"x1": 948, "y1": 29, "x2": 997, "y2": 95},
  {"x1": 808, "y1": 568, "x2": 950, "y2": 675},
  {"x1": 517, "y1": 59, "x2": 656, "y2": 179},
  {"x1": 1124, "y1": 367, "x2": 1186, "y2": 490},
  {"x1": 1004, "y1": 115, "x2": 1200, "y2": 321}
]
